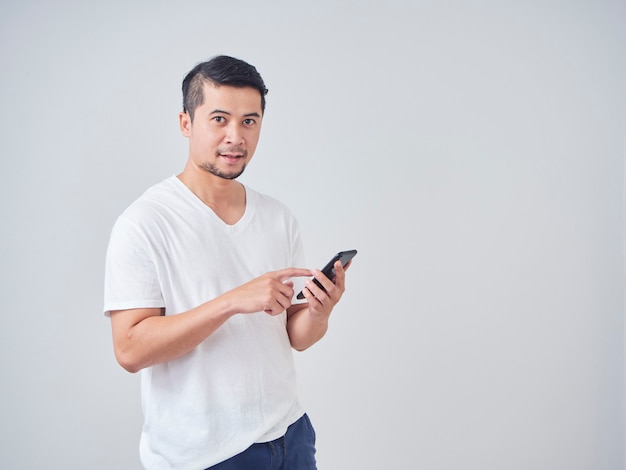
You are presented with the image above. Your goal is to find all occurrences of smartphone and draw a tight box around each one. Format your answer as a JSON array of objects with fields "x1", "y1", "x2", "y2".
[{"x1": 296, "y1": 249, "x2": 357, "y2": 299}]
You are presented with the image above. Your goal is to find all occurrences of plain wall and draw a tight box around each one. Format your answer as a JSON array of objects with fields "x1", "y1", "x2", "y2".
[{"x1": 1, "y1": 1, "x2": 624, "y2": 469}]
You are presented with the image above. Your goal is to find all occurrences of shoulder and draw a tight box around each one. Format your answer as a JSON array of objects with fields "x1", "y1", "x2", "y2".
[
  {"x1": 244, "y1": 186, "x2": 302, "y2": 240},
  {"x1": 109, "y1": 176, "x2": 188, "y2": 241},
  {"x1": 119, "y1": 176, "x2": 183, "y2": 221},
  {"x1": 246, "y1": 186, "x2": 296, "y2": 218}
]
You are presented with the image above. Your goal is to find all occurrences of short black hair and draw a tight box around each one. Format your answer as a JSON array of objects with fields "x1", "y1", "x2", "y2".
[{"x1": 182, "y1": 55, "x2": 268, "y2": 121}]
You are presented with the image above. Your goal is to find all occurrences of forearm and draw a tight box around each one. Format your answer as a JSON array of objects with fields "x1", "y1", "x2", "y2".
[
  {"x1": 286, "y1": 306, "x2": 329, "y2": 351},
  {"x1": 112, "y1": 268, "x2": 310, "y2": 372},
  {"x1": 113, "y1": 296, "x2": 236, "y2": 373}
]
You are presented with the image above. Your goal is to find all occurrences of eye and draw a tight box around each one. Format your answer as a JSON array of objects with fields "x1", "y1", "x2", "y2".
[
  {"x1": 243, "y1": 118, "x2": 256, "y2": 126},
  {"x1": 212, "y1": 116, "x2": 226, "y2": 123}
]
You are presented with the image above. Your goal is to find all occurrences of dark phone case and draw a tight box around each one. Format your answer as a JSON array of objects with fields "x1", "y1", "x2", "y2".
[{"x1": 296, "y1": 249, "x2": 357, "y2": 299}]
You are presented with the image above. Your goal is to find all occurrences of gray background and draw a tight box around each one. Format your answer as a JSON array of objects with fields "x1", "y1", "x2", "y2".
[{"x1": 1, "y1": 1, "x2": 625, "y2": 469}]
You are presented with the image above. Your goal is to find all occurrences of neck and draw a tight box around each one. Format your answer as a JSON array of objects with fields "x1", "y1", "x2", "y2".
[{"x1": 177, "y1": 161, "x2": 245, "y2": 209}]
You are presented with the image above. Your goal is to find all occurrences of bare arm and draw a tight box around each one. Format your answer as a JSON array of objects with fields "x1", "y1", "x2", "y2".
[
  {"x1": 110, "y1": 267, "x2": 312, "y2": 373},
  {"x1": 286, "y1": 260, "x2": 349, "y2": 351}
]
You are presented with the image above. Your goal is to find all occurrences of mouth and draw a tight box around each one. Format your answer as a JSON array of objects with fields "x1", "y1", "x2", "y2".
[
  {"x1": 218, "y1": 153, "x2": 243, "y2": 163},
  {"x1": 218, "y1": 149, "x2": 247, "y2": 164}
]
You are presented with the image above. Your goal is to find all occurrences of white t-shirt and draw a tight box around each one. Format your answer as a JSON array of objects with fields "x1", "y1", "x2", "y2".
[{"x1": 104, "y1": 176, "x2": 307, "y2": 469}]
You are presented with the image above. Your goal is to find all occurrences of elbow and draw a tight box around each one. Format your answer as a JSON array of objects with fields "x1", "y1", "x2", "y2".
[
  {"x1": 289, "y1": 337, "x2": 314, "y2": 352},
  {"x1": 114, "y1": 346, "x2": 144, "y2": 374},
  {"x1": 291, "y1": 342, "x2": 310, "y2": 352},
  {"x1": 287, "y1": 329, "x2": 325, "y2": 352},
  {"x1": 115, "y1": 353, "x2": 141, "y2": 374},
  {"x1": 118, "y1": 358, "x2": 142, "y2": 374}
]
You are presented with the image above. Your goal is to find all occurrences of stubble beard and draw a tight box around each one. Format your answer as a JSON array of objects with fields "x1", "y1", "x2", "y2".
[{"x1": 200, "y1": 149, "x2": 248, "y2": 180}]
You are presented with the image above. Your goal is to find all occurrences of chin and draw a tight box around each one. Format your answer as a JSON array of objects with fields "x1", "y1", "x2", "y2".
[{"x1": 202, "y1": 163, "x2": 247, "y2": 180}]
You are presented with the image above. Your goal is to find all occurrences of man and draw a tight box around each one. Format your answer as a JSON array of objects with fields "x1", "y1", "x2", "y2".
[{"x1": 103, "y1": 55, "x2": 349, "y2": 469}]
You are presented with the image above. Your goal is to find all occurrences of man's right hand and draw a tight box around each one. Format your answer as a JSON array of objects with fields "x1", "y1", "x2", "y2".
[{"x1": 224, "y1": 267, "x2": 312, "y2": 316}]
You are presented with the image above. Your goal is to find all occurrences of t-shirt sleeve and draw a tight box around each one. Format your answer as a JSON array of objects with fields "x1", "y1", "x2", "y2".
[{"x1": 103, "y1": 215, "x2": 165, "y2": 317}]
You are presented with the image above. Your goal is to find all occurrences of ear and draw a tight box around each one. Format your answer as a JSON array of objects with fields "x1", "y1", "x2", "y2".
[{"x1": 179, "y1": 112, "x2": 191, "y2": 137}]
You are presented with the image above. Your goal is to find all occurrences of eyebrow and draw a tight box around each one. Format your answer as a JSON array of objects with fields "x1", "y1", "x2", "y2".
[{"x1": 210, "y1": 109, "x2": 261, "y2": 118}]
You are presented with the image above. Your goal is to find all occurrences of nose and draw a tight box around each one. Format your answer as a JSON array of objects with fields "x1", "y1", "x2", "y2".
[{"x1": 224, "y1": 122, "x2": 244, "y2": 145}]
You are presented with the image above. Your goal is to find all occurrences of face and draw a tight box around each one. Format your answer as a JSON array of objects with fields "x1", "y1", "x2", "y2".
[{"x1": 180, "y1": 82, "x2": 263, "y2": 180}]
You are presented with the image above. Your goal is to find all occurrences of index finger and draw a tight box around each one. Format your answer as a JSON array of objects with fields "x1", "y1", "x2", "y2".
[{"x1": 271, "y1": 267, "x2": 313, "y2": 281}]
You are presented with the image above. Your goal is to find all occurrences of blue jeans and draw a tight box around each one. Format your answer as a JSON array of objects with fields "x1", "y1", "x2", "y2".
[{"x1": 206, "y1": 413, "x2": 317, "y2": 470}]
